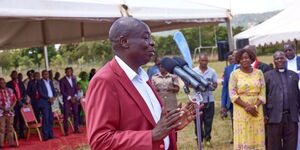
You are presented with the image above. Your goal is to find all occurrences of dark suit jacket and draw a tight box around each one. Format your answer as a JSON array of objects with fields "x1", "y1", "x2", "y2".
[
  {"x1": 257, "y1": 61, "x2": 271, "y2": 73},
  {"x1": 38, "y1": 79, "x2": 57, "y2": 101},
  {"x1": 221, "y1": 64, "x2": 236, "y2": 109},
  {"x1": 60, "y1": 76, "x2": 77, "y2": 101},
  {"x1": 27, "y1": 79, "x2": 40, "y2": 101},
  {"x1": 6, "y1": 80, "x2": 27, "y2": 104},
  {"x1": 85, "y1": 58, "x2": 177, "y2": 150},
  {"x1": 264, "y1": 69, "x2": 300, "y2": 123}
]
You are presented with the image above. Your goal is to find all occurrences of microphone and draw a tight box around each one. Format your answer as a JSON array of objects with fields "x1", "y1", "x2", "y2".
[
  {"x1": 160, "y1": 57, "x2": 206, "y2": 92},
  {"x1": 172, "y1": 56, "x2": 215, "y2": 91}
]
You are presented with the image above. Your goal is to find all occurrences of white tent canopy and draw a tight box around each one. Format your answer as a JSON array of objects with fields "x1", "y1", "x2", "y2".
[
  {"x1": 234, "y1": 0, "x2": 300, "y2": 47},
  {"x1": 0, "y1": 0, "x2": 230, "y2": 50}
]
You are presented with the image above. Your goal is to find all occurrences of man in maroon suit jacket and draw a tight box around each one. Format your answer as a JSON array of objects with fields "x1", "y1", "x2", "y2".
[
  {"x1": 60, "y1": 67, "x2": 80, "y2": 135},
  {"x1": 86, "y1": 17, "x2": 195, "y2": 150}
]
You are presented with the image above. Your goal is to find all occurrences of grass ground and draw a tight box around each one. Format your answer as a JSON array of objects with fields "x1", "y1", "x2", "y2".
[{"x1": 75, "y1": 55, "x2": 275, "y2": 150}]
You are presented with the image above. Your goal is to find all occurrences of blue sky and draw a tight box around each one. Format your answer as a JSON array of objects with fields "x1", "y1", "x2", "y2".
[{"x1": 190, "y1": 0, "x2": 295, "y2": 14}]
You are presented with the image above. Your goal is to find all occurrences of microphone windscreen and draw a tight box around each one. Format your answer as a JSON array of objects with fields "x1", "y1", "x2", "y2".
[
  {"x1": 160, "y1": 57, "x2": 178, "y2": 74},
  {"x1": 172, "y1": 56, "x2": 188, "y2": 67}
]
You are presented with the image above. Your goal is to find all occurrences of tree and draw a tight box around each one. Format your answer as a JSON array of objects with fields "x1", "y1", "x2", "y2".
[{"x1": 21, "y1": 46, "x2": 57, "y2": 69}]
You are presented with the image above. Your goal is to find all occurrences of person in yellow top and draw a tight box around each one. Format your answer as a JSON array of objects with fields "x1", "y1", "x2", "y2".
[{"x1": 229, "y1": 48, "x2": 266, "y2": 150}]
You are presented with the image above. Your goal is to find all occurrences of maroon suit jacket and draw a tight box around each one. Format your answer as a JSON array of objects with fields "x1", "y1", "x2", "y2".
[
  {"x1": 60, "y1": 76, "x2": 77, "y2": 101},
  {"x1": 86, "y1": 58, "x2": 177, "y2": 150}
]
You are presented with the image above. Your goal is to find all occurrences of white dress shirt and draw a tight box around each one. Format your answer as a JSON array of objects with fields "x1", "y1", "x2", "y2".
[
  {"x1": 115, "y1": 56, "x2": 170, "y2": 150},
  {"x1": 66, "y1": 77, "x2": 74, "y2": 87},
  {"x1": 287, "y1": 56, "x2": 298, "y2": 73},
  {"x1": 43, "y1": 79, "x2": 54, "y2": 98},
  {"x1": 66, "y1": 76, "x2": 76, "y2": 100}
]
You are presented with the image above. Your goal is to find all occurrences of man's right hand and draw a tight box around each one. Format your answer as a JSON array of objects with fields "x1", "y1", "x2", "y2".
[
  {"x1": 245, "y1": 105, "x2": 258, "y2": 117},
  {"x1": 152, "y1": 108, "x2": 182, "y2": 141},
  {"x1": 70, "y1": 97, "x2": 76, "y2": 103},
  {"x1": 221, "y1": 107, "x2": 227, "y2": 113}
]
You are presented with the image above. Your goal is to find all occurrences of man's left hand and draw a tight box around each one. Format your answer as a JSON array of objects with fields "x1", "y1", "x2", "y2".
[{"x1": 175, "y1": 101, "x2": 198, "y2": 131}]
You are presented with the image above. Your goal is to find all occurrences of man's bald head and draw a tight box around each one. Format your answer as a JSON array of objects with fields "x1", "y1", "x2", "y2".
[
  {"x1": 109, "y1": 17, "x2": 147, "y2": 44},
  {"x1": 198, "y1": 54, "x2": 209, "y2": 68},
  {"x1": 273, "y1": 51, "x2": 285, "y2": 58},
  {"x1": 107, "y1": 17, "x2": 155, "y2": 70},
  {"x1": 243, "y1": 45, "x2": 257, "y2": 56}
]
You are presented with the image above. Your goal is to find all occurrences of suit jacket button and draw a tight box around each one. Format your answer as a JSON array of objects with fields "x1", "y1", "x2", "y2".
[{"x1": 160, "y1": 144, "x2": 164, "y2": 149}]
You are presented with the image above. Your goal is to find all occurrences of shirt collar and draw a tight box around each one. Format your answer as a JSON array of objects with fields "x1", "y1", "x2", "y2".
[
  {"x1": 158, "y1": 73, "x2": 171, "y2": 78},
  {"x1": 197, "y1": 65, "x2": 211, "y2": 74},
  {"x1": 43, "y1": 79, "x2": 50, "y2": 82},
  {"x1": 287, "y1": 56, "x2": 297, "y2": 62},
  {"x1": 115, "y1": 55, "x2": 149, "y2": 81}
]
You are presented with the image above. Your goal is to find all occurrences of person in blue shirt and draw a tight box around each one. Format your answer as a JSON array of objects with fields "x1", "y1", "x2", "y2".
[
  {"x1": 221, "y1": 50, "x2": 238, "y2": 144},
  {"x1": 147, "y1": 56, "x2": 161, "y2": 79}
]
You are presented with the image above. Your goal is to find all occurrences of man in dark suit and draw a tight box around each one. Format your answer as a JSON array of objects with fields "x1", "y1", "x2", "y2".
[
  {"x1": 6, "y1": 71, "x2": 27, "y2": 138},
  {"x1": 37, "y1": 70, "x2": 57, "y2": 141},
  {"x1": 243, "y1": 45, "x2": 270, "y2": 73},
  {"x1": 265, "y1": 51, "x2": 300, "y2": 150},
  {"x1": 27, "y1": 72, "x2": 41, "y2": 122},
  {"x1": 60, "y1": 67, "x2": 80, "y2": 135},
  {"x1": 6, "y1": 71, "x2": 26, "y2": 138}
]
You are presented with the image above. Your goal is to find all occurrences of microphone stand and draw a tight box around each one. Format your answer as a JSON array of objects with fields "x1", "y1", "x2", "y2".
[{"x1": 183, "y1": 85, "x2": 203, "y2": 150}]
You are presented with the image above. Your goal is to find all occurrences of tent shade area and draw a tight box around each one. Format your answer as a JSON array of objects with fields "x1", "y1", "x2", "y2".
[
  {"x1": 0, "y1": 0, "x2": 234, "y2": 70},
  {"x1": 234, "y1": 0, "x2": 300, "y2": 47},
  {"x1": 0, "y1": 0, "x2": 231, "y2": 50}
]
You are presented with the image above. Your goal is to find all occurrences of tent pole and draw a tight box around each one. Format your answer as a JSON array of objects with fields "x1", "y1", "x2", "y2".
[
  {"x1": 226, "y1": 17, "x2": 234, "y2": 51},
  {"x1": 41, "y1": 21, "x2": 49, "y2": 70},
  {"x1": 44, "y1": 46, "x2": 49, "y2": 70}
]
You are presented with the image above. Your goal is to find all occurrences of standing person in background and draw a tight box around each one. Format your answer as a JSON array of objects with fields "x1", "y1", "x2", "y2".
[
  {"x1": 227, "y1": 51, "x2": 235, "y2": 65},
  {"x1": 193, "y1": 54, "x2": 218, "y2": 147},
  {"x1": 76, "y1": 82, "x2": 84, "y2": 125},
  {"x1": 283, "y1": 43, "x2": 300, "y2": 150},
  {"x1": 147, "y1": 56, "x2": 161, "y2": 79},
  {"x1": 0, "y1": 78, "x2": 17, "y2": 148},
  {"x1": 6, "y1": 71, "x2": 26, "y2": 139},
  {"x1": 78, "y1": 71, "x2": 89, "y2": 95},
  {"x1": 284, "y1": 43, "x2": 300, "y2": 73},
  {"x1": 229, "y1": 49, "x2": 266, "y2": 150},
  {"x1": 89, "y1": 69, "x2": 96, "y2": 81},
  {"x1": 37, "y1": 70, "x2": 57, "y2": 141},
  {"x1": 78, "y1": 71, "x2": 89, "y2": 125},
  {"x1": 151, "y1": 62, "x2": 180, "y2": 112},
  {"x1": 53, "y1": 72, "x2": 63, "y2": 113},
  {"x1": 243, "y1": 45, "x2": 270, "y2": 73},
  {"x1": 48, "y1": 70, "x2": 53, "y2": 81},
  {"x1": 265, "y1": 51, "x2": 299, "y2": 150},
  {"x1": 221, "y1": 49, "x2": 238, "y2": 144},
  {"x1": 23, "y1": 70, "x2": 34, "y2": 89},
  {"x1": 27, "y1": 72, "x2": 41, "y2": 122},
  {"x1": 60, "y1": 67, "x2": 80, "y2": 136},
  {"x1": 17, "y1": 73, "x2": 23, "y2": 84}
]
